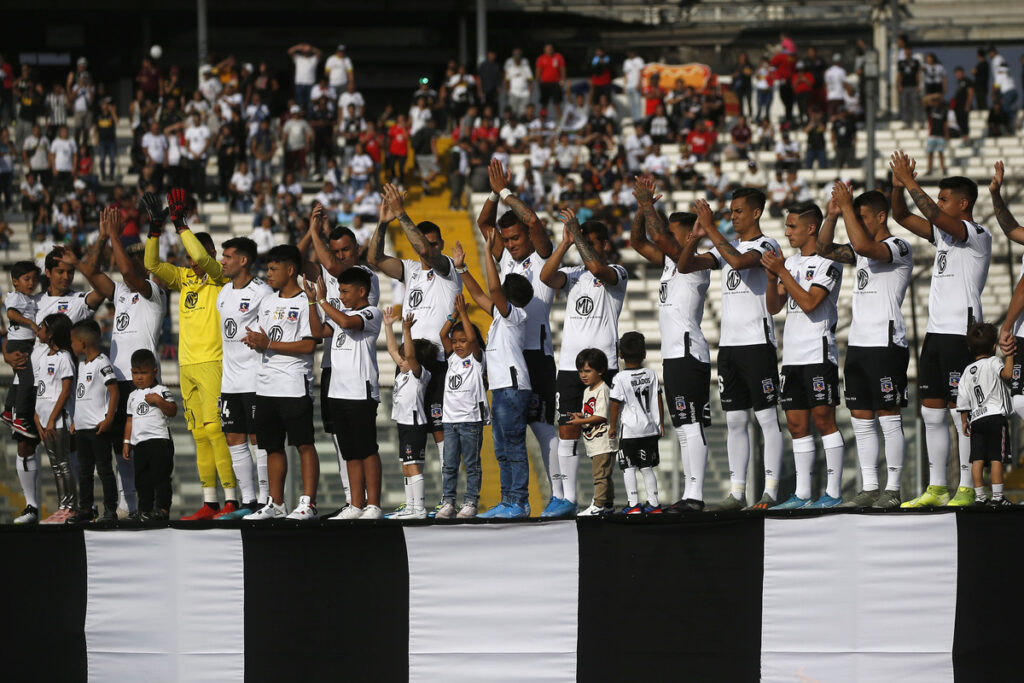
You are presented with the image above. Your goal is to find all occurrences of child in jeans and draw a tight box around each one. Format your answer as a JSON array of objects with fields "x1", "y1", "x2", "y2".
[
  {"x1": 124, "y1": 349, "x2": 178, "y2": 521},
  {"x1": 35, "y1": 313, "x2": 77, "y2": 524},
  {"x1": 569, "y1": 348, "x2": 616, "y2": 516},
  {"x1": 437, "y1": 294, "x2": 487, "y2": 519},
  {"x1": 956, "y1": 323, "x2": 1014, "y2": 507},
  {"x1": 4, "y1": 260, "x2": 41, "y2": 437}
]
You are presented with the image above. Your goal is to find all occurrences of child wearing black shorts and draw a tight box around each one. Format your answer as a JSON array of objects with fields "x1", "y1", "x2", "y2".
[{"x1": 123, "y1": 349, "x2": 178, "y2": 521}]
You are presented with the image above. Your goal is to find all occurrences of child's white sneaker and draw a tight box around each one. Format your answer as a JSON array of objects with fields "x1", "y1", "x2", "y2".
[
  {"x1": 329, "y1": 505, "x2": 364, "y2": 520},
  {"x1": 360, "y1": 505, "x2": 383, "y2": 519},
  {"x1": 243, "y1": 500, "x2": 287, "y2": 521},
  {"x1": 286, "y1": 496, "x2": 318, "y2": 521},
  {"x1": 434, "y1": 502, "x2": 457, "y2": 519},
  {"x1": 388, "y1": 506, "x2": 426, "y2": 520},
  {"x1": 456, "y1": 502, "x2": 478, "y2": 519}
]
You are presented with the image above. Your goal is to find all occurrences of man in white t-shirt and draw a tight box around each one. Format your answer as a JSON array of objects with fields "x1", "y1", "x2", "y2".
[
  {"x1": 325, "y1": 45, "x2": 354, "y2": 92},
  {"x1": 505, "y1": 54, "x2": 533, "y2": 117},
  {"x1": 281, "y1": 106, "x2": 313, "y2": 179},
  {"x1": 49, "y1": 125, "x2": 77, "y2": 196},
  {"x1": 288, "y1": 42, "x2": 322, "y2": 112},
  {"x1": 141, "y1": 120, "x2": 169, "y2": 190},
  {"x1": 338, "y1": 81, "x2": 365, "y2": 119},
  {"x1": 22, "y1": 124, "x2": 51, "y2": 182},
  {"x1": 824, "y1": 54, "x2": 848, "y2": 117},
  {"x1": 184, "y1": 112, "x2": 212, "y2": 200},
  {"x1": 623, "y1": 49, "x2": 646, "y2": 120}
]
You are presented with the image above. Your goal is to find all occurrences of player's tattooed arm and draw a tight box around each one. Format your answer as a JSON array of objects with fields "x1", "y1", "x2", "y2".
[{"x1": 816, "y1": 242, "x2": 856, "y2": 265}]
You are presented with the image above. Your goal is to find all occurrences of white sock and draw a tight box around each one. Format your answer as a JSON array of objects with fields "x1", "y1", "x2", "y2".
[
  {"x1": 640, "y1": 466, "x2": 659, "y2": 506},
  {"x1": 755, "y1": 407, "x2": 783, "y2": 500},
  {"x1": 333, "y1": 434, "x2": 352, "y2": 503},
  {"x1": 409, "y1": 473, "x2": 425, "y2": 511},
  {"x1": 851, "y1": 417, "x2": 880, "y2": 490},
  {"x1": 530, "y1": 421, "x2": 558, "y2": 478},
  {"x1": 16, "y1": 454, "x2": 39, "y2": 509},
  {"x1": 229, "y1": 443, "x2": 256, "y2": 503},
  {"x1": 623, "y1": 466, "x2": 639, "y2": 506},
  {"x1": 725, "y1": 410, "x2": 750, "y2": 488},
  {"x1": 921, "y1": 406, "x2": 949, "y2": 488},
  {"x1": 403, "y1": 476, "x2": 414, "y2": 509},
  {"x1": 975, "y1": 486, "x2": 987, "y2": 501},
  {"x1": 677, "y1": 423, "x2": 707, "y2": 501},
  {"x1": 792, "y1": 435, "x2": 816, "y2": 500},
  {"x1": 950, "y1": 408, "x2": 972, "y2": 488},
  {"x1": 822, "y1": 431, "x2": 844, "y2": 499},
  {"x1": 674, "y1": 425, "x2": 691, "y2": 499},
  {"x1": 203, "y1": 487, "x2": 218, "y2": 504},
  {"x1": 223, "y1": 487, "x2": 238, "y2": 504},
  {"x1": 558, "y1": 438, "x2": 579, "y2": 503},
  {"x1": 878, "y1": 415, "x2": 905, "y2": 491},
  {"x1": 254, "y1": 446, "x2": 269, "y2": 504},
  {"x1": 1014, "y1": 395, "x2": 1024, "y2": 421},
  {"x1": 993, "y1": 483, "x2": 1004, "y2": 500}
]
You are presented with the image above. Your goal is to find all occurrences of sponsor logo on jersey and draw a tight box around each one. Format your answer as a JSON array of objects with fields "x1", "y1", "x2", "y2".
[
  {"x1": 949, "y1": 371, "x2": 960, "y2": 388},
  {"x1": 937, "y1": 251, "x2": 948, "y2": 274},
  {"x1": 812, "y1": 376, "x2": 825, "y2": 392},
  {"x1": 116, "y1": 312, "x2": 130, "y2": 331},
  {"x1": 880, "y1": 377, "x2": 894, "y2": 393},
  {"x1": 659, "y1": 282, "x2": 668, "y2": 303},
  {"x1": 224, "y1": 319, "x2": 238, "y2": 338},
  {"x1": 409, "y1": 289, "x2": 424, "y2": 308},
  {"x1": 448, "y1": 374, "x2": 463, "y2": 389},
  {"x1": 184, "y1": 292, "x2": 199, "y2": 309},
  {"x1": 137, "y1": 401, "x2": 151, "y2": 415},
  {"x1": 77, "y1": 384, "x2": 85, "y2": 398},
  {"x1": 268, "y1": 325, "x2": 284, "y2": 342},
  {"x1": 239, "y1": 300, "x2": 250, "y2": 313},
  {"x1": 726, "y1": 270, "x2": 742, "y2": 290},
  {"x1": 575, "y1": 296, "x2": 594, "y2": 316},
  {"x1": 37, "y1": 380, "x2": 45, "y2": 396},
  {"x1": 856, "y1": 269, "x2": 868, "y2": 290},
  {"x1": 761, "y1": 378, "x2": 774, "y2": 394},
  {"x1": 335, "y1": 331, "x2": 346, "y2": 347}
]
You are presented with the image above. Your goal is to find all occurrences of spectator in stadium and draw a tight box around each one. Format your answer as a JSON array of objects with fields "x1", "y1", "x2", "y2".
[
  {"x1": 309, "y1": 96, "x2": 335, "y2": 177},
  {"x1": 753, "y1": 56, "x2": 774, "y2": 123},
  {"x1": 922, "y1": 53, "x2": 947, "y2": 97},
  {"x1": 686, "y1": 119, "x2": 716, "y2": 160},
  {"x1": 248, "y1": 117, "x2": 275, "y2": 181},
  {"x1": 771, "y1": 41, "x2": 797, "y2": 122},
  {"x1": 704, "y1": 161, "x2": 732, "y2": 207},
  {"x1": 732, "y1": 51, "x2": 754, "y2": 119},
  {"x1": 20, "y1": 171, "x2": 48, "y2": 216},
  {"x1": 774, "y1": 128, "x2": 800, "y2": 172},
  {"x1": 987, "y1": 101, "x2": 1011, "y2": 137},
  {"x1": 536, "y1": 43, "x2": 567, "y2": 120},
  {"x1": 386, "y1": 114, "x2": 411, "y2": 187},
  {"x1": 339, "y1": 80, "x2": 366, "y2": 120},
  {"x1": 95, "y1": 98, "x2": 118, "y2": 182},
  {"x1": 993, "y1": 60, "x2": 1017, "y2": 116},
  {"x1": 588, "y1": 47, "x2": 612, "y2": 104},
  {"x1": 14, "y1": 71, "x2": 42, "y2": 149},
  {"x1": 803, "y1": 109, "x2": 828, "y2": 169},
  {"x1": 288, "y1": 42, "x2": 322, "y2": 112},
  {"x1": 282, "y1": 105, "x2": 312, "y2": 178},
  {"x1": 623, "y1": 48, "x2": 645, "y2": 121},
  {"x1": 69, "y1": 72, "x2": 94, "y2": 148},
  {"x1": 23, "y1": 123, "x2": 51, "y2": 187},
  {"x1": 972, "y1": 48, "x2": 990, "y2": 110},
  {"x1": 831, "y1": 109, "x2": 857, "y2": 168},
  {"x1": 136, "y1": 57, "x2": 161, "y2": 102},
  {"x1": 642, "y1": 144, "x2": 671, "y2": 189},
  {"x1": 443, "y1": 64, "x2": 480, "y2": 126},
  {"x1": 478, "y1": 50, "x2": 502, "y2": 113},
  {"x1": 645, "y1": 102, "x2": 673, "y2": 144},
  {"x1": 183, "y1": 111, "x2": 211, "y2": 201},
  {"x1": 0, "y1": 128, "x2": 13, "y2": 209},
  {"x1": 897, "y1": 46, "x2": 922, "y2": 128},
  {"x1": 726, "y1": 115, "x2": 752, "y2": 160},
  {"x1": 325, "y1": 44, "x2": 354, "y2": 93},
  {"x1": 792, "y1": 61, "x2": 815, "y2": 125},
  {"x1": 214, "y1": 113, "x2": 243, "y2": 200},
  {"x1": 45, "y1": 82, "x2": 69, "y2": 140},
  {"x1": 50, "y1": 124, "x2": 78, "y2": 197},
  {"x1": 952, "y1": 66, "x2": 975, "y2": 139},
  {"x1": 824, "y1": 54, "x2": 847, "y2": 117},
  {"x1": 0, "y1": 54, "x2": 12, "y2": 127},
  {"x1": 924, "y1": 94, "x2": 949, "y2": 175},
  {"x1": 504, "y1": 51, "x2": 533, "y2": 118}
]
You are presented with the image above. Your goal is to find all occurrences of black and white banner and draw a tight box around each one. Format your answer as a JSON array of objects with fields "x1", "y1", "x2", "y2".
[{"x1": 3, "y1": 511, "x2": 1020, "y2": 682}]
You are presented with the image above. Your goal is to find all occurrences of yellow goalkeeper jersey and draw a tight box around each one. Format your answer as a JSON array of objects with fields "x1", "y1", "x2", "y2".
[{"x1": 144, "y1": 230, "x2": 229, "y2": 366}]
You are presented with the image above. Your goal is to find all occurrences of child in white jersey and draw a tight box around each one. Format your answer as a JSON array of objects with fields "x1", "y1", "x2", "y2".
[
  {"x1": 34, "y1": 313, "x2": 77, "y2": 524},
  {"x1": 609, "y1": 332, "x2": 664, "y2": 514},
  {"x1": 382, "y1": 307, "x2": 439, "y2": 519},
  {"x1": 957, "y1": 323, "x2": 1015, "y2": 507},
  {"x1": 124, "y1": 349, "x2": 177, "y2": 521},
  {"x1": 568, "y1": 348, "x2": 616, "y2": 516},
  {"x1": 4, "y1": 260, "x2": 41, "y2": 437},
  {"x1": 436, "y1": 294, "x2": 487, "y2": 519}
]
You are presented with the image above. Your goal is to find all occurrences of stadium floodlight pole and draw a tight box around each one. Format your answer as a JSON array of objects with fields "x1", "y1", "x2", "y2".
[
  {"x1": 476, "y1": 0, "x2": 487, "y2": 68},
  {"x1": 197, "y1": 0, "x2": 208, "y2": 69},
  {"x1": 864, "y1": 50, "x2": 879, "y2": 190}
]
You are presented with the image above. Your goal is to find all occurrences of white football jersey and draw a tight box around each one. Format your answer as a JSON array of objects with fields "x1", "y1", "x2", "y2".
[
  {"x1": 127, "y1": 385, "x2": 175, "y2": 444},
  {"x1": 1015, "y1": 253, "x2": 1024, "y2": 338},
  {"x1": 848, "y1": 236, "x2": 913, "y2": 348},
  {"x1": 255, "y1": 292, "x2": 314, "y2": 398},
  {"x1": 926, "y1": 221, "x2": 991, "y2": 335},
  {"x1": 217, "y1": 277, "x2": 274, "y2": 393},
  {"x1": 710, "y1": 236, "x2": 782, "y2": 347},
  {"x1": 658, "y1": 260, "x2": 710, "y2": 362},
  {"x1": 956, "y1": 356, "x2": 1011, "y2": 422},
  {"x1": 401, "y1": 258, "x2": 462, "y2": 360},
  {"x1": 110, "y1": 281, "x2": 166, "y2": 381},
  {"x1": 780, "y1": 254, "x2": 842, "y2": 366},
  {"x1": 327, "y1": 305, "x2": 382, "y2": 401},
  {"x1": 485, "y1": 304, "x2": 532, "y2": 391},
  {"x1": 319, "y1": 264, "x2": 380, "y2": 370},
  {"x1": 74, "y1": 353, "x2": 117, "y2": 430},
  {"x1": 392, "y1": 366, "x2": 431, "y2": 425},
  {"x1": 36, "y1": 289, "x2": 94, "y2": 331},
  {"x1": 5, "y1": 290, "x2": 39, "y2": 341},
  {"x1": 33, "y1": 348, "x2": 75, "y2": 429},
  {"x1": 557, "y1": 264, "x2": 628, "y2": 372},
  {"x1": 499, "y1": 249, "x2": 555, "y2": 355},
  {"x1": 443, "y1": 352, "x2": 488, "y2": 423},
  {"x1": 609, "y1": 367, "x2": 662, "y2": 440}
]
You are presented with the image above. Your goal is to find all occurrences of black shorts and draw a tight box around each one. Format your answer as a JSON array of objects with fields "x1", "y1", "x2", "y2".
[
  {"x1": 220, "y1": 392, "x2": 257, "y2": 435},
  {"x1": 556, "y1": 368, "x2": 618, "y2": 426},
  {"x1": 780, "y1": 362, "x2": 840, "y2": 411},
  {"x1": 968, "y1": 415, "x2": 1010, "y2": 464},
  {"x1": 539, "y1": 82, "x2": 564, "y2": 105},
  {"x1": 330, "y1": 397, "x2": 380, "y2": 460},
  {"x1": 423, "y1": 358, "x2": 446, "y2": 433},
  {"x1": 398, "y1": 423, "x2": 429, "y2": 464},
  {"x1": 254, "y1": 394, "x2": 315, "y2": 452},
  {"x1": 1010, "y1": 337, "x2": 1024, "y2": 396},
  {"x1": 663, "y1": 356, "x2": 711, "y2": 427},
  {"x1": 918, "y1": 333, "x2": 971, "y2": 403},
  {"x1": 525, "y1": 351, "x2": 556, "y2": 425},
  {"x1": 717, "y1": 344, "x2": 780, "y2": 412},
  {"x1": 843, "y1": 345, "x2": 910, "y2": 411},
  {"x1": 320, "y1": 367, "x2": 334, "y2": 431},
  {"x1": 616, "y1": 435, "x2": 661, "y2": 470}
]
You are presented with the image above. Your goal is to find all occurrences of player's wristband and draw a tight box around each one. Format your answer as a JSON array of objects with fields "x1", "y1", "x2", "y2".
[
  {"x1": 308, "y1": 301, "x2": 317, "y2": 307},
  {"x1": 446, "y1": 315, "x2": 457, "y2": 323},
  {"x1": 499, "y1": 188, "x2": 513, "y2": 201},
  {"x1": 123, "y1": 440, "x2": 131, "y2": 444},
  {"x1": 487, "y1": 191, "x2": 499, "y2": 202},
  {"x1": 455, "y1": 265, "x2": 468, "y2": 274}
]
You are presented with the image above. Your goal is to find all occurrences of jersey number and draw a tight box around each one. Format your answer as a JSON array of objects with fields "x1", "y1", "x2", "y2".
[{"x1": 634, "y1": 389, "x2": 651, "y2": 412}]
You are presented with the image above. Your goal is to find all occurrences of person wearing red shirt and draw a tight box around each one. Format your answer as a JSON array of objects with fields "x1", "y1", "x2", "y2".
[
  {"x1": 770, "y1": 49, "x2": 797, "y2": 122},
  {"x1": 588, "y1": 47, "x2": 612, "y2": 104},
  {"x1": 136, "y1": 58, "x2": 162, "y2": 102},
  {"x1": 386, "y1": 114, "x2": 410, "y2": 186},
  {"x1": 686, "y1": 119, "x2": 717, "y2": 160},
  {"x1": 360, "y1": 122, "x2": 382, "y2": 163},
  {"x1": 791, "y1": 62, "x2": 815, "y2": 125},
  {"x1": 535, "y1": 43, "x2": 567, "y2": 119},
  {"x1": 642, "y1": 71, "x2": 663, "y2": 117}
]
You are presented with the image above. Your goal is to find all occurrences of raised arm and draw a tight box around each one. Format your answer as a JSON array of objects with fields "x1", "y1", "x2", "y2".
[
  {"x1": 490, "y1": 158, "x2": 550, "y2": 257},
  {"x1": 482, "y1": 230, "x2": 510, "y2": 316},
  {"x1": 59, "y1": 225, "x2": 115, "y2": 300},
  {"x1": 1000, "y1": 277, "x2": 1024, "y2": 351},
  {"x1": 814, "y1": 192, "x2": 856, "y2": 264},
  {"x1": 833, "y1": 181, "x2": 894, "y2": 262},
  {"x1": 302, "y1": 203, "x2": 346, "y2": 276},
  {"x1": 676, "y1": 217, "x2": 717, "y2": 274},
  {"x1": 453, "y1": 293, "x2": 482, "y2": 361},
  {"x1": 630, "y1": 175, "x2": 665, "y2": 265},
  {"x1": 890, "y1": 150, "x2": 965, "y2": 240},
  {"x1": 989, "y1": 161, "x2": 1024, "y2": 245},
  {"x1": 539, "y1": 222, "x2": 571, "y2": 290},
  {"x1": 381, "y1": 306, "x2": 403, "y2": 365},
  {"x1": 401, "y1": 313, "x2": 423, "y2": 377},
  {"x1": 476, "y1": 161, "x2": 502, "y2": 260},
  {"x1": 367, "y1": 194, "x2": 405, "y2": 280},
  {"x1": 562, "y1": 207, "x2": 620, "y2": 285},
  {"x1": 108, "y1": 206, "x2": 154, "y2": 297},
  {"x1": 165, "y1": 188, "x2": 224, "y2": 280},
  {"x1": 383, "y1": 183, "x2": 451, "y2": 275},
  {"x1": 694, "y1": 198, "x2": 762, "y2": 270},
  {"x1": 301, "y1": 277, "x2": 331, "y2": 340}
]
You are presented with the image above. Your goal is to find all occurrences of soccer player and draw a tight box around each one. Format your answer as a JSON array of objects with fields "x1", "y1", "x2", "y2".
[
  {"x1": 124, "y1": 349, "x2": 178, "y2": 521},
  {"x1": 818, "y1": 182, "x2": 912, "y2": 509},
  {"x1": 242, "y1": 245, "x2": 320, "y2": 520},
  {"x1": 678, "y1": 190, "x2": 784, "y2": 510},
  {"x1": 214, "y1": 236, "x2": 273, "y2": 519},
  {"x1": 539, "y1": 208, "x2": 628, "y2": 517},
  {"x1": 476, "y1": 159, "x2": 558, "y2": 512},
  {"x1": 142, "y1": 189, "x2": 238, "y2": 520},
  {"x1": 298, "y1": 203, "x2": 379, "y2": 510},
  {"x1": 369, "y1": 183, "x2": 462, "y2": 510},
  {"x1": 761, "y1": 202, "x2": 845, "y2": 509},
  {"x1": 989, "y1": 161, "x2": 1024, "y2": 421},
  {"x1": 890, "y1": 151, "x2": 992, "y2": 507},
  {"x1": 630, "y1": 174, "x2": 711, "y2": 511}
]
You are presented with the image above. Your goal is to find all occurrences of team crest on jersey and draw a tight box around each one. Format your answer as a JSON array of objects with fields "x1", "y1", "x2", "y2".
[
  {"x1": 949, "y1": 371, "x2": 960, "y2": 388},
  {"x1": 522, "y1": 257, "x2": 531, "y2": 269},
  {"x1": 462, "y1": 359, "x2": 471, "y2": 368},
  {"x1": 812, "y1": 376, "x2": 825, "y2": 392},
  {"x1": 57, "y1": 302, "x2": 69, "y2": 313},
  {"x1": 426, "y1": 271, "x2": 435, "y2": 282},
  {"x1": 880, "y1": 377, "x2": 894, "y2": 393},
  {"x1": 805, "y1": 266, "x2": 816, "y2": 281},
  {"x1": 761, "y1": 379, "x2": 774, "y2": 394},
  {"x1": 592, "y1": 279, "x2": 603, "y2": 288},
  {"x1": 1013, "y1": 365, "x2": 1020, "y2": 381},
  {"x1": 431, "y1": 406, "x2": 442, "y2": 419},
  {"x1": 47, "y1": 364, "x2": 55, "y2": 376},
  {"x1": 239, "y1": 300, "x2": 250, "y2": 313},
  {"x1": 287, "y1": 309, "x2": 299, "y2": 322},
  {"x1": 86, "y1": 373, "x2": 93, "y2": 382},
  {"x1": 675, "y1": 396, "x2": 686, "y2": 412},
  {"x1": 131, "y1": 293, "x2": 139, "y2": 305}
]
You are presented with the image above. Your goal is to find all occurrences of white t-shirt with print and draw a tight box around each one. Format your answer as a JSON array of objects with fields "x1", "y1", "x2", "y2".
[
  {"x1": 255, "y1": 292, "x2": 314, "y2": 398},
  {"x1": 127, "y1": 385, "x2": 175, "y2": 444},
  {"x1": 74, "y1": 353, "x2": 117, "y2": 430}
]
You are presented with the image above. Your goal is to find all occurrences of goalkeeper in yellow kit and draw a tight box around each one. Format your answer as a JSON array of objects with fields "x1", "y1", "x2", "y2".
[{"x1": 142, "y1": 189, "x2": 239, "y2": 520}]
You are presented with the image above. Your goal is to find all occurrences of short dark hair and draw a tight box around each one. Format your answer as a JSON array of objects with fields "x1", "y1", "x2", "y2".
[
  {"x1": 71, "y1": 319, "x2": 102, "y2": 346},
  {"x1": 853, "y1": 190, "x2": 889, "y2": 218},
  {"x1": 222, "y1": 237, "x2": 258, "y2": 265},
  {"x1": 668, "y1": 212, "x2": 697, "y2": 228},
  {"x1": 44, "y1": 248, "x2": 68, "y2": 272},
  {"x1": 789, "y1": 201, "x2": 824, "y2": 227},
  {"x1": 581, "y1": 220, "x2": 609, "y2": 242},
  {"x1": 966, "y1": 322, "x2": 998, "y2": 356},
  {"x1": 418, "y1": 221, "x2": 442, "y2": 239},
  {"x1": 619, "y1": 331, "x2": 647, "y2": 363},
  {"x1": 938, "y1": 176, "x2": 978, "y2": 209},
  {"x1": 194, "y1": 231, "x2": 215, "y2": 252},
  {"x1": 337, "y1": 265, "x2": 371, "y2": 291},
  {"x1": 11, "y1": 260, "x2": 40, "y2": 279},
  {"x1": 575, "y1": 348, "x2": 608, "y2": 375},
  {"x1": 131, "y1": 348, "x2": 158, "y2": 370},
  {"x1": 265, "y1": 244, "x2": 302, "y2": 273},
  {"x1": 329, "y1": 226, "x2": 357, "y2": 243},
  {"x1": 42, "y1": 313, "x2": 73, "y2": 352},
  {"x1": 502, "y1": 273, "x2": 534, "y2": 308},
  {"x1": 411, "y1": 338, "x2": 439, "y2": 367},
  {"x1": 497, "y1": 211, "x2": 524, "y2": 230},
  {"x1": 733, "y1": 187, "x2": 766, "y2": 211}
]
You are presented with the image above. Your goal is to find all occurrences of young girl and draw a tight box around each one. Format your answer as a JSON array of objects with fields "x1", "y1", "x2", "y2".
[
  {"x1": 382, "y1": 307, "x2": 439, "y2": 519},
  {"x1": 124, "y1": 349, "x2": 178, "y2": 521},
  {"x1": 436, "y1": 294, "x2": 487, "y2": 519},
  {"x1": 34, "y1": 312, "x2": 77, "y2": 524},
  {"x1": 568, "y1": 348, "x2": 616, "y2": 517},
  {"x1": 3, "y1": 261, "x2": 41, "y2": 438}
]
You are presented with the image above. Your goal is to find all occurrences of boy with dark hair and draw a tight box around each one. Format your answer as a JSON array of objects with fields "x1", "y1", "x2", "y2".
[
  {"x1": 957, "y1": 322, "x2": 1014, "y2": 506},
  {"x1": 3, "y1": 260, "x2": 40, "y2": 434},
  {"x1": 242, "y1": 244, "x2": 320, "y2": 520},
  {"x1": 124, "y1": 348, "x2": 177, "y2": 522},
  {"x1": 609, "y1": 332, "x2": 664, "y2": 514},
  {"x1": 568, "y1": 348, "x2": 615, "y2": 515}
]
